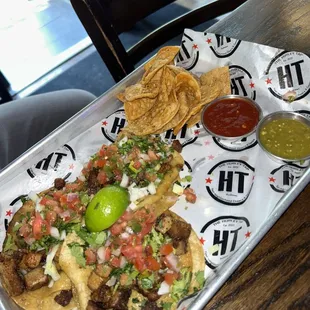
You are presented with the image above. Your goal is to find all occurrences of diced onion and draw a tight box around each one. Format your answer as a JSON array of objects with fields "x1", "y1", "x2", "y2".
[
  {"x1": 28, "y1": 191, "x2": 39, "y2": 202},
  {"x1": 125, "y1": 227, "x2": 134, "y2": 234},
  {"x1": 105, "y1": 239, "x2": 111, "y2": 247},
  {"x1": 165, "y1": 253, "x2": 180, "y2": 272},
  {"x1": 67, "y1": 193, "x2": 79, "y2": 202},
  {"x1": 157, "y1": 281, "x2": 170, "y2": 295},
  {"x1": 120, "y1": 232, "x2": 129, "y2": 239},
  {"x1": 59, "y1": 210, "x2": 71, "y2": 219},
  {"x1": 139, "y1": 153, "x2": 150, "y2": 161},
  {"x1": 78, "y1": 174, "x2": 86, "y2": 182},
  {"x1": 128, "y1": 202, "x2": 138, "y2": 211},
  {"x1": 118, "y1": 136, "x2": 128, "y2": 147},
  {"x1": 112, "y1": 248, "x2": 121, "y2": 257},
  {"x1": 35, "y1": 202, "x2": 44, "y2": 212},
  {"x1": 106, "y1": 276, "x2": 116, "y2": 287},
  {"x1": 120, "y1": 173, "x2": 129, "y2": 188},
  {"x1": 147, "y1": 182, "x2": 156, "y2": 195},
  {"x1": 50, "y1": 227, "x2": 60, "y2": 239},
  {"x1": 60, "y1": 230, "x2": 66, "y2": 240},
  {"x1": 44, "y1": 244, "x2": 61, "y2": 281},
  {"x1": 97, "y1": 246, "x2": 106, "y2": 264},
  {"x1": 120, "y1": 256, "x2": 127, "y2": 268},
  {"x1": 48, "y1": 279, "x2": 54, "y2": 288}
]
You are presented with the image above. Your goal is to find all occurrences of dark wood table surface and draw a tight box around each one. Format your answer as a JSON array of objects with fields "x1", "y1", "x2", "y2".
[{"x1": 204, "y1": 0, "x2": 310, "y2": 309}]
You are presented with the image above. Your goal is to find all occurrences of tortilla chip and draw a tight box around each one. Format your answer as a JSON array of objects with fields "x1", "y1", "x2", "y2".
[
  {"x1": 159, "y1": 66, "x2": 176, "y2": 102},
  {"x1": 13, "y1": 272, "x2": 77, "y2": 310},
  {"x1": 125, "y1": 91, "x2": 179, "y2": 135},
  {"x1": 187, "y1": 107, "x2": 203, "y2": 127},
  {"x1": 59, "y1": 232, "x2": 93, "y2": 310},
  {"x1": 124, "y1": 97, "x2": 157, "y2": 121}
]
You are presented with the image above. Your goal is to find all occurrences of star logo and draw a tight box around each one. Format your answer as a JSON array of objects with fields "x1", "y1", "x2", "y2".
[
  {"x1": 69, "y1": 164, "x2": 74, "y2": 170},
  {"x1": 269, "y1": 177, "x2": 276, "y2": 182},
  {"x1": 194, "y1": 130, "x2": 200, "y2": 135},
  {"x1": 265, "y1": 78, "x2": 272, "y2": 85},
  {"x1": 6, "y1": 210, "x2": 13, "y2": 217},
  {"x1": 206, "y1": 38, "x2": 212, "y2": 44},
  {"x1": 208, "y1": 155, "x2": 214, "y2": 160},
  {"x1": 204, "y1": 140, "x2": 211, "y2": 146},
  {"x1": 193, "y1": 44, "x2": 198, "y2": 49},
  {"x1": 249, "y1": 82, "x2": 255, "y2": 88},
  {"x1": 199, "y1": 237, "x2": 206, "y2": 245},
  {"x1": 245, "y1": 231, "x2": 251, "y2": 238},
  {"x1": 102, "y1": 121, "x2": 108, "y2": 126},
  {"x1": 205, "y1": 177, "x2": 212, "y2": 184}
]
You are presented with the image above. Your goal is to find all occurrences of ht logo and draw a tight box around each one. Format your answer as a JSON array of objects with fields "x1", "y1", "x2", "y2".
[
  {"x1": 177, "y1": 39, "x2": 191, "y2": 62},
  {"x1": 212, "y1": 227, "x2": 241, "y2": 256},
  {"x1": 282, "y1": 170, "x2": 300, "y2": 186},
  {"x1": 231, "y1": 76, "x2": 247, "y2": 96},
  {"x1": 215, "y1": 34, "x2": 231, "y2": 47},
  {"x1": 35, "y1": 152, "x2": 66, "y2": 172},
  {"x1": 111, "y1": 117, "x2": 125, "y2": 134},
  {"x1": 164, "y1": 126, "x2": 187, "y2": 140},
  {"x1": 218, "y1": 171, "x2": 249, "y2": 193},
  {"x1": 277, "y1": 60, "x2": 304, "y2": 89}
]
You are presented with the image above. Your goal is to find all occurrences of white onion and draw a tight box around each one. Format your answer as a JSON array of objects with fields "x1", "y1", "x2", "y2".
[
  {"x1": 139, "y1": 153, "x2": 150, "y2": 161},
  {"x1": 28, "y1": 191, "x2": 39, "y2": 202},
  {"x1": 105, "y1": 239, "x2": 111, "y2": 247},
  {"x1": 147, "y1": 182, "x2": 156, "y2": 195},
  {"x1": 157, "y1": 281, "x2": 170, "y2": 295},
  {"x1": 78, "y1": 174, "x2": 86, "y2": 182},
  {"x1": 165, "y1": 253, "x2": 180, "y2": 272},
  {"x1": 120, "y1": 173, "x2": 129, "y2": 188},
  {"x1": 60, "y1": 230, "x2": 66, "y2": 240},
  {"x1": 120, "y1": 232, "x2": 129, "y2": 239},
  {"x1": 67, "y1": 193, "x2": 79, "y2": 202},
  {"x1": 97, "y1": 246, "x2": 106, "y2": 264},
  {"x1": 48, "y1": 279, "x2": 54, "y2": 288},
  {"x1": 125, "y1": 227, "x2": 134, "y2": 234},
  {"x1": 128, "y1": 202, "x2": 138, "y2": 210},
  {"x1": 35, "y1": 202, "x2": 44, "y2": 212},
  {"x1": 118, "y1": 136, "x2": 128, "y2": 147},
  {"x1": 119, "y1": 256, "x2": 127, "y2": 268},
  {"x1": 112, "y1": 248, "x2": 121, "y2": 257},
  {"x1": 106, "y1": 276, "x2": 117, "y2": 287},
  {"x1": 44, "y1": 244, "x2": 61, "y2": 281},
  {"x1": 59, "y1": 210, "x2": 70, "y2": 219},
  {"x1": 50, "y1": 227, "x2": 60, "y2": 239}
]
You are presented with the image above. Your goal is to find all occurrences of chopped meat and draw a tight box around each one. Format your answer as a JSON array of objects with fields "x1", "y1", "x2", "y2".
[
  {"x1": 91, "y1": 284, "x2": 131, "y2": 309},
  {"x1": 23, "y1": 251, "x2": 43, "y2": 269},
  {"x1": 167, "y1": 219, "x2": 191, "y2": 242},
  {"x1": 88, "y1": 270, "x2": 104, "y2": 291},
  {"x1": 172, "y1": 140, "x2": 182, "y2": 153},
  {"x1": 136, "y1": 287, "x2": 160, "y2": 302},
  {"x1": 173, "y1": 239, "x2": 188, "y2": 255},
  {"x1": 87, "y1": 300, "x2": 103, "y2": 310},
  {"x1": 24, "y1": 267, "x2": 49, "y2": 291},
  {"x1": 155, "y1": 213, "x2": 173, "y2": 234},
  {"x1": 54, "y1": 289, "x2": 73, "y2": 307},
  {"x1": 0, "y1": 255, "x2": 24, "y2": 296},
  {"x1": 142, "y1": 301, "x2": 163, "y2": 310},
  {"x1": 54, "y1": 178, "x2": 66, "y2": 190},
  {"x1": 158, "y1": 163, "x2": 171, "y2": 174},
  {"x1": 87, "y1": 169, "x2": 100, "y2": 195}
]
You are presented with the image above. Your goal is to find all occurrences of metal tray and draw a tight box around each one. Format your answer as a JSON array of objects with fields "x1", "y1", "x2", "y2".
[{"x1": 0, "y1": 64, "x2": 309, "y2": 310}]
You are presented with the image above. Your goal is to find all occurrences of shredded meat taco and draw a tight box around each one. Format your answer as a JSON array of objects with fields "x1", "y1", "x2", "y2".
[{"x1": 0, "y1": 134, "x2": 203, "y2": 309}]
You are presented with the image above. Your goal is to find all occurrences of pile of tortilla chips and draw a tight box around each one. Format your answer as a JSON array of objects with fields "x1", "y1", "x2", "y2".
[{"x1": 117, "y1": 46, "x2": 231, "y2": 135}]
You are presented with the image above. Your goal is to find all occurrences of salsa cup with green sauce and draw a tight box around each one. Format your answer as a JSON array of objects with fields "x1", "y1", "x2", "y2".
[
  {"x1": 201, "y1": 95, "x2": 263, "y2": 142},
  {"x1": 256, "y1": 111, "x2": 310, "y2": 164}
]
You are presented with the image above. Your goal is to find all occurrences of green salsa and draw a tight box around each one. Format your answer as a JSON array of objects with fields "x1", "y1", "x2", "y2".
[{"x1": 260, "y1": 118, "x2": 310, "y2": 159}]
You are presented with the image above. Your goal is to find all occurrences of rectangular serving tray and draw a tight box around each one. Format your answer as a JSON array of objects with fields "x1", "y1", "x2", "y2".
[{"x1": 0, "y1": 63, "x2": 309, "y2": 310}]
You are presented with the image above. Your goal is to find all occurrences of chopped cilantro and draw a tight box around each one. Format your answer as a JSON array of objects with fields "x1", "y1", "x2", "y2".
[
  {"x1": 195, "y1": 271, "x2": 205, "y2": 288},
  {"x1": 68, "y1": 242, "x2": 86, "y2": 267},
  {"x1": 20, "y1": 196, "x2": 28, "y2": 204},
  {"x1": 12, "y1": 223, "x2": 22, "y2": 232},
  {"x1": 3, "y1": 234, "x2": 17, "y2": 252},
  {"x1": 171, "y1": 268, "x2": 191, "y2": 301},
  {"x1": 143, "y1": 228, "x2": 169, "y2": 255},
  {"x1": 181, "y1": 175, "x2": 192, "y2": 183},
  {"x1": 29, "y1": 235, "x2": 61, "y2": 252},
  {"x1": 132, "y1": 298, "x2": 139, "y2": 304},
  {"x1": 162, "y1": 302, "x2": 173, "y2": 310},
  {"x1": 130, "y1": 220, "x2": 142, "y2": 233},
  {"x1": 79, "y1": 192, "x2": 90, "y2": 205},
  {"x1": 76, "y1": 227, "x2": 107, "y2": 247},
  {"x1": 140, "y1": 273, "x2": 154, "y2": 290}
]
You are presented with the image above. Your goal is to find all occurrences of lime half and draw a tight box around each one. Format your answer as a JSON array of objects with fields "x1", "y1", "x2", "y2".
[{"x1": 85, "y1": 185, "x2": 130, "y2": 232}]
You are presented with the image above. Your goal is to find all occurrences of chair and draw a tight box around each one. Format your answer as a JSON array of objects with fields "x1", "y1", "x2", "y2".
[{"x1": 70, "y1": 0, "x2": 247, "y2": 82}]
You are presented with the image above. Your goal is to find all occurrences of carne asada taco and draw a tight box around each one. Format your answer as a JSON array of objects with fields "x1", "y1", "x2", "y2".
[{"x1": 0, "y1": 134, "x2": 202, "y2": 309}]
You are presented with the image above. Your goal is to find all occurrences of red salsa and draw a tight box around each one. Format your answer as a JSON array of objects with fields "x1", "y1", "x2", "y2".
[{"x1": 203, "y1": 98, "x2": 260, "y2": 137}]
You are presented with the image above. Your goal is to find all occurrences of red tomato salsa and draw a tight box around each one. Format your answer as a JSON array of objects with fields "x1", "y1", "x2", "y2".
[{"x1": 203, "y1": 98, "x2": 260, "y2": 137}]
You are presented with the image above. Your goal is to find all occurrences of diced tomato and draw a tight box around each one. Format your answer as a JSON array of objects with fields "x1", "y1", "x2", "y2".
[
  {"x1": 45, "y1": 210, "x2": 57, "y2": 225},
  {"x1": 146, "y1": 256, "x2": 160, "y2": 271},
  {"x1": 65, "y1": 182, "x2": 82, "y2": 192},
  {"x1": 97, "y1": 171, "x2": 108, "y2": 185},
  {"x1": 87, "y1": 160, "x2": 93, "y2": 170},
  {"x1": 85, "y1": 248, "x2": 97, "y2": 265},
  {"x1": 120, "y1": 273, "x2": 131, "y2": 286},
  {"x1": 133, "y1": 160, "x2": 142, "y2": 170},
  {"x1": 121, "y1": 245, "x2": 136, "y2": 260},
  {"x1": 19, "y1": 223, "x2": 32, "y2": 238},
  {"x1": 53, "y1": 191, "x2": 63, "y2": 200},
  {"x1": 164, "y1": 272, "x2": 179, "y2": 285},
  {"x1": 105, "y1": 247, "x2": 112, "y2": 261},
  {"x1": 39, "y1": 197, "x2": 48, "y2": 205},
  {"x1": 99, "y1": 145, "x2": 107, "y2": 157},
  {"x1": 120, "y1": 210, "x2": 133, "y2": 222},
  {"x1": 140, "y1": 222, "x2": 153, "y2": 237},
  {"x1": 95, "y1": 159, "x2": 106, "y2": 168},
  {"x1": 145, "y1": 245, "x2": 153, "y2": 256},
  {"x1": 160, "y1": 244, "x2": 174, "y2": 256},
  {"x1": 147, "y1": 150, "x2": 158, "y2": 161},
  {"x1": 107, "y1": 145, "x2": 118, "y2": 156},
  {"x1": 134, "y1": 256, "x2": 146, "y2": 272},
  {"x1": 145, "y1": 172, "x2": 157, "y2": 182},
  {"x1": 184, "y1": 188, "x2": 197, "y2": 203},
  {"x1": 134, "y1": 233, "x2": 143, "y2": 245},
  {"x1": 32, "y1": 212, "x2": 50, "y2": 240},
  {"x1": 110, "y1": 223, "x2": 123, "y2": 236},
  {"x1": 110, "y1": 257, "x2": 120, "y2": 268}
]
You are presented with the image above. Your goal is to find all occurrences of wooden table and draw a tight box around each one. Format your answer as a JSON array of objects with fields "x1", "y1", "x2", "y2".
[{"x1": 204, "y1": 0, "x2": 310, "y2": 309}]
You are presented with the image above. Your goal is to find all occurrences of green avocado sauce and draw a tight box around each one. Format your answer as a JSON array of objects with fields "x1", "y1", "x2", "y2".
[{"x1": 259, "y1": 118, "x2": 310, "y2": 159}]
